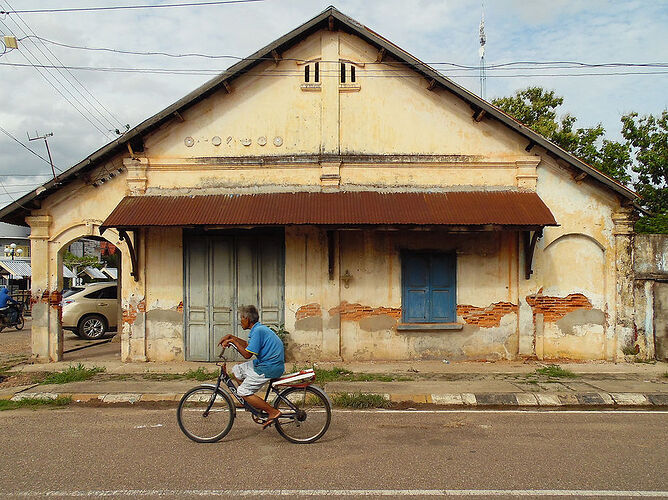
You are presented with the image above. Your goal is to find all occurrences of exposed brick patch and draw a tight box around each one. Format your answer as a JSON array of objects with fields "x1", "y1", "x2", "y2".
[
  {"x1": 122, "y1": 305, "x2": 138, "y2": 325},
  {"x1": 457, "y1": 302, "x2": 518, "y2": 328},
  {"x1": 137, "y1": 299, "x2": 146, "y2": 313},
  {"x1": 525, "y1": 292, "x2": 592, "y2": 322},
  {"x1": 329, "y1": 301, "x2": 401, "y2": 321},
  {"x1": 176, "y1": 301, "x2": 183, "y2": 313},
  {"x1": 296, "y1": 303, "x2": 322, "y2": 320}
]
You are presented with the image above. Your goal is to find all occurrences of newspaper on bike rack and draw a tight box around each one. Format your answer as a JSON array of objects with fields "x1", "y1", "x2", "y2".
[{"x1": 272, "y1": 368, "x2": 316, "y2": 386}]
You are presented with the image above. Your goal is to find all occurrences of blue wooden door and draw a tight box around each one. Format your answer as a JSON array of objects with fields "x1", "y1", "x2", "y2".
[{"x1": 402, "y1": 253, "x2": 455, "y2": 323}]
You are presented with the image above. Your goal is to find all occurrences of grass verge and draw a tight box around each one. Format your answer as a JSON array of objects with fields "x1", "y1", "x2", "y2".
[
  {"x1": 39, "y1": 364, "x2": 105, "y2": 385},
  {"x1": 662, "y1": 372, "x2": 668, "y2": 379},
  {"x1": 0, "y1": 396, "x2": 72, "y2": 411},
  {"x1": 331, "y1": 392, "x2": 391, "y2": 409},
  {"x1": 534, "y1": 364, "x2": 578, "y2": 379},
  {"x1": 183, "y1": 367, "x2": 219, "y2": 381}
]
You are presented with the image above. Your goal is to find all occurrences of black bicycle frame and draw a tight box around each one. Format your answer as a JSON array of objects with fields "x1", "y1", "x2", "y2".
[{"x1": 203, "y1": 366, "x2": 303, "y2": 420}]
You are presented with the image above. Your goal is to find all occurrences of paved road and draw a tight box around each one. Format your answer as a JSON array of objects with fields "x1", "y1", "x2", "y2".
[{"x1": 0, "y1": 407, "x2": 666, "y2": 498}]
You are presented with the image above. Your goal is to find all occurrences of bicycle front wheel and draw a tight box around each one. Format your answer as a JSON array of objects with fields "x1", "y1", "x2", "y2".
[
  {"x1": 177, "y1": 385, "x2": 235, "y2": 443},
  {"x1": 273, "y1": 385, "x2": 331, "y2": 444}
]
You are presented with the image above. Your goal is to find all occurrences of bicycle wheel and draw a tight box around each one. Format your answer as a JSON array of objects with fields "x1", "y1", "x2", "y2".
[
  {"x1": 177, "y1": 385, "x2": 235, "y2": 443},
  {"x1": 273, "y1": 385, "x2": 331, "y2": 444}
]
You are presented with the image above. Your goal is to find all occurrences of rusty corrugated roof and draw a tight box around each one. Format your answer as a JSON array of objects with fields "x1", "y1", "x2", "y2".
[{"x1": 100, "y1": 191, "x2": 557, "y2": 229}]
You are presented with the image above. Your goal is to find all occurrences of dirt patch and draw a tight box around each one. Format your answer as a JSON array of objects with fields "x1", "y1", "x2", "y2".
[{"x1": 0, "y1": 371, "x2": 49, "y2": 388}]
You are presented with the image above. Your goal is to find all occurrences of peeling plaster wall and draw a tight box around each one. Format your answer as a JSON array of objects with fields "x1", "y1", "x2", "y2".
[
  {"x1": 145, "y1": 227, "x2": 184, "y2": 361},
  {"x1": 286, "y1": 228, "x2": 521, "y2": 361},
  {"x1": 633, "y1": 234, "x2": 668, "y2": 360},
  {"x1": 527, "y1": 155, "x2": 622, "y2": 360}
]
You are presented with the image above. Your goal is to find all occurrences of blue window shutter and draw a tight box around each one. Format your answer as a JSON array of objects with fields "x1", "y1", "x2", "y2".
[
  {"x1": 430, "y1": 254, "x2": 456, "y2": 322},
  {"x1": 402, "y1": 252, "x2": 456, "y2": 323},
  {"x1": 403, "y1": 254, "x2": 429, "y2": 322}
]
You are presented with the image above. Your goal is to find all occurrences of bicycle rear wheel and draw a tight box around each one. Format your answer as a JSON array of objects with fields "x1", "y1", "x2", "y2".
[
  {"x1": 273, "y1": 385, "x2": 331, "y2": 444},
  {"x1": 177, "y1": 385, "x2": 235, "y2": 443}
]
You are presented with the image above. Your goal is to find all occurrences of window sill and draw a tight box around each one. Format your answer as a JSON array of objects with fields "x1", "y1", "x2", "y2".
[
  {"x1": 300, "y1": 83, "x2": 321, "y2": 92},
  {"x1": 397, "y1": 323, "x2": 464, "y2": 331},
  {"x1": 339, "y1": 83, "x2": 361, "y2": 92}
]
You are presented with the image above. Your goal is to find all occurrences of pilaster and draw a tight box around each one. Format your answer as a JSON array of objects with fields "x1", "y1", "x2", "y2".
[
  {"x1": 124, "y1": 157, "x2": 149, "y2": 195},
  {"x1": 320, "y1": 31, "x2": 340, "y2": 154},
  {"x1": 612, "y1": 206, "x2": 637, "y2": 360},
  {"x1": 26, "y1": 215, "x2": 62, "y2": 362}
]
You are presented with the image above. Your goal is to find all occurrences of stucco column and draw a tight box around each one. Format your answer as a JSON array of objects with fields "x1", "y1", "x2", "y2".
[
  {"x1": 120, "y1": 227, "x2": 147, "y2": 362},
  {"x1": 26, "y1": 215, "x2": 62, "y2": 362},
  {"x1": 320, "y1": 31, "x2": 340, "y2": 154},
  {"x1": 612, "y1": 207, "x2": 637, "y2": 361}
]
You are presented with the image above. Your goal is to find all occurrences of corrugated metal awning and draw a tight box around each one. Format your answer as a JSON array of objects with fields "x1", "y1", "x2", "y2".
[
  {"x1": 101, "y1": 191, "x2": 557, "y2": 229},
  {"x1": 0, "y1": 259, "x2": 31, "y2": 278},
  {"x1": 84, "y1": 266, "x2": 107, "y2": 279},
  {"x1": 102, "y1": 267, "x2": 118, "y2": 279},
  {"x1": 63, "y1": 266, "x2": 76, "y2": 279}
]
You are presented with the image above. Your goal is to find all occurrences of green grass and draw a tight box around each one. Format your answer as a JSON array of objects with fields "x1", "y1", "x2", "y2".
[
  {"x1": 0, "y1": 396, "x2": 72, "y2": 411},
  {"x1": 183, "y1": 367, "x2": 219, "y2": 381},
  {"x1": 331, "y1": 392, "x2": 391, "y2": 409},
  {"x1": 39, "y1": 364, "x2": 105, "y2": 385},
  {"x1": 534, "y1": 364, "x2": 578, "y2": 379},
  {"x1": 662, "y1": 372, "x2": 668, "y2": 379}
]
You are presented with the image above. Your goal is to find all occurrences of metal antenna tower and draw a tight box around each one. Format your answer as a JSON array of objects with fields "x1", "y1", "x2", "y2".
[
  {"x1": 27, "y1": 131, "x2": 57, "y2": 180},
  {"x1": 479, "y1": 1, "x2": 487, "y2": 99}
]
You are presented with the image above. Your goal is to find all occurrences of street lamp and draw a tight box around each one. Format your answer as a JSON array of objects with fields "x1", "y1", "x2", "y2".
[
  {"x1": 4, "y1": 243, "x2": 23, "y2": 260},
  {"x1": 4, "y1": 243, "x2": 23, "y2": 291}
]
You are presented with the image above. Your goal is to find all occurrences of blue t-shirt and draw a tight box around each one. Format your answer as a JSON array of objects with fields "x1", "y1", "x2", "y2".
[{"x1": 246, "y1": 322, "x2": 285, "y2": 379}]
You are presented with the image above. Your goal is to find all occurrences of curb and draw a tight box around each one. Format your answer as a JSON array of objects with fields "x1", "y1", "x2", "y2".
[{"x1": 8, "y1": 390, "x2": 668, "y2": 408}]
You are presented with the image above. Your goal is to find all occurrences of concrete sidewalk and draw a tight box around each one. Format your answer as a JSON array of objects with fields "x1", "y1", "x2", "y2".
[{"x1": 2, "y1": 359, "x2": 667, "y2": 408}]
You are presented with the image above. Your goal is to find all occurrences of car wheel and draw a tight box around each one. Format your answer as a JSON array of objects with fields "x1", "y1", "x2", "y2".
[{"x1": 78, "y1": 314, "x2": 108, "y2": 340}]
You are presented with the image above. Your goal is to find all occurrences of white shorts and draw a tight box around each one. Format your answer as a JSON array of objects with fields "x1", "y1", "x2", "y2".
[{"x1": 231, "y1": 360, "x2": 270, "y2": 397}]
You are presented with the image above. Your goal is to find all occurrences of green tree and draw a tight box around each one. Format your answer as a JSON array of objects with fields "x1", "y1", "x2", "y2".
[
  {"x1": 492, "y1": 87, "x2": 632, "y2": 184},
  {"x1": 621, "y1": 111, "x2": 668, "y2": 233}
]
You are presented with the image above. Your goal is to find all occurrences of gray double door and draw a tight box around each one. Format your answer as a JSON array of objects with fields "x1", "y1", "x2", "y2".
[{"x1": 184, "y1": 231, "x2": 284, "y2": 361}]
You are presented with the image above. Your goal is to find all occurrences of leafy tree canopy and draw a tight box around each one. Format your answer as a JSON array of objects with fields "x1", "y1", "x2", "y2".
[{"x1": 492, "y1": 87, "x2": 666, "y2": 233}]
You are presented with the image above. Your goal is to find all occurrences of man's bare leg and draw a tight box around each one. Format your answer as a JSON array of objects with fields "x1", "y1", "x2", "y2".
[{"x1": 243, "y1": 394, "x2": 281, "y2": 424}]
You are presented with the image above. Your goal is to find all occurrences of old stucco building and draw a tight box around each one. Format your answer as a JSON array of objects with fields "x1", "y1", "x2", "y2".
[{"x1": 0, "y1": 8, "x2": 647, "y2": 363}]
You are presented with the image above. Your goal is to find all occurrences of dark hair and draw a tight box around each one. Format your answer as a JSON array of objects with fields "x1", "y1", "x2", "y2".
[{"x1": 239, "y1": 305, "x2": 259, "y2": 324}]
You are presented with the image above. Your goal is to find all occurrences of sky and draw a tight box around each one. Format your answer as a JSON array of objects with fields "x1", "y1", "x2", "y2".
[{"x1": 0, "y1": 0, "x2": 666, "y2": 211}]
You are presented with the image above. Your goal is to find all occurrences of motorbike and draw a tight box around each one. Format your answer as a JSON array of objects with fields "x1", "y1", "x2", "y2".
[{"x1": 0, "y1": 302, "x2": 25, "y2": 332}]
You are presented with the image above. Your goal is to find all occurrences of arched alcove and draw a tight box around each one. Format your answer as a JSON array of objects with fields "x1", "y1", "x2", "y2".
[{"x1": 543, "y1": 233, "x2": 606, "y2": 304}]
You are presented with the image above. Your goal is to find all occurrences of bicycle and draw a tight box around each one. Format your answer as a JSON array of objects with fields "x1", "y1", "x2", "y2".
[{"x1": 177, "y1": 344, "x2": 331, "y2": 444}]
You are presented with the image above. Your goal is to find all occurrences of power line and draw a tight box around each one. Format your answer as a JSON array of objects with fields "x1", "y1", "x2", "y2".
[
  {"x1": 19, "y1": 36, "x2": 668, "y2": 70},
  {"x1": 0, "y1": 0, "x2": 265, "y2": 14},
  {"x1": 0, "y1": 125, "x2": 63, "y2": 172},
  {"x1": 0, "y1": 17, "x2": 113, "y2": 138},
  {"x1": 1, "y1": 60, "x2": 667, "y2": 78},
  {"x1": 3, "y1": 0, "x2": 126, "y2": 131}
]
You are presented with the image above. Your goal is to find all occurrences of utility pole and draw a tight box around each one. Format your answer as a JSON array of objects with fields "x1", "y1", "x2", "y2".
[{"x1": 27, "y1": 131, "x2": 57, "y2": 180}]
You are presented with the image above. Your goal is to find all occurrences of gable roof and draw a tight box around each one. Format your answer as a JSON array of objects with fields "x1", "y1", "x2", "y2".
[{"x1": 0, "y1": 6, "x2": 637, "y2": 226}]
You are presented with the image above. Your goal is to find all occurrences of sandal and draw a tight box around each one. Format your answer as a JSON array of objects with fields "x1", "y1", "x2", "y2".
[{"x1": 262, "y1": 413, "x2": 281, "y2": 430}]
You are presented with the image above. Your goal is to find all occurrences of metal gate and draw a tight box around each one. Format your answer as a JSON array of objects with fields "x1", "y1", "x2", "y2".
[{"x1": 184, "y1": 230, "x2": 284, "y2": 361}]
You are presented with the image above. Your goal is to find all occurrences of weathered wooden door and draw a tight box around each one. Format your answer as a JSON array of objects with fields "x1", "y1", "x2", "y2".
[{"x1": 184, "y1": 231, "x2": 284, "y2": 361}]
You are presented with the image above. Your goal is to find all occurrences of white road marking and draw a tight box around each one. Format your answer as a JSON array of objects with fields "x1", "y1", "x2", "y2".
[
  {"x1": 6, "y1": 489, "x2": 668, "y2": 497},
  {"x1": 133, "y1": 424, "x2": 164, "y2": 429},
  {"x1": 333, "y1": 409, "x2": 668, "y2": 414}
]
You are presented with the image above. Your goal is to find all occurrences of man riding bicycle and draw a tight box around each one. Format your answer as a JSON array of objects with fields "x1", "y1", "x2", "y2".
[{"x1": 218, "y1": 305, "x2": 285, "y2": 429}]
